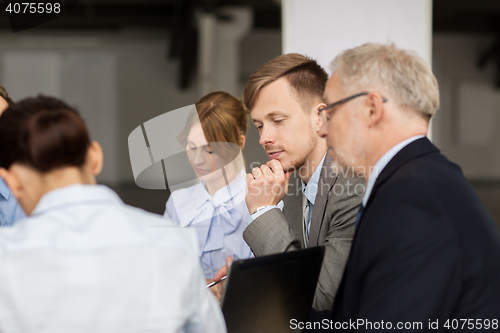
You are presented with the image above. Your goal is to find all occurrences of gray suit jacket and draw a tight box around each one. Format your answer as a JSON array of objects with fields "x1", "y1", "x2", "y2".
[{"x1": 243, "y1": 154, "x2": 363, "y2": 311}]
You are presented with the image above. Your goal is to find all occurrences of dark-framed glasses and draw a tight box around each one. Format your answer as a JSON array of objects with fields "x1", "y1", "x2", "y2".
[{"x1": 319, "y1": 92, "x2": 387, "y2": 124}]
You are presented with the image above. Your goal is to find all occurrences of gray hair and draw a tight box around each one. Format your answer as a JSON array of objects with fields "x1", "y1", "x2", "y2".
[{"x1": 330, "y1": 43, "x2": 439, "y2": 121}]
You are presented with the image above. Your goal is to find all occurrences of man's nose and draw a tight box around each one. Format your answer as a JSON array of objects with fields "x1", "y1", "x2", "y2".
[{"x1": 258, "y1": 126, "x2": 275, "y2": 146}]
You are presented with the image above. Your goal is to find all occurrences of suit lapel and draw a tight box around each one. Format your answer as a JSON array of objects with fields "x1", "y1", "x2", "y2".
[
  {"x1": 309, "y1": 154, "x2": 337, "y2": 247},
  {"x1": 359, "y1": 137, "x2": 439, "y2": 229},
  {"x1": 283, "y1": 171, "x2": 305, "y2": 248}
]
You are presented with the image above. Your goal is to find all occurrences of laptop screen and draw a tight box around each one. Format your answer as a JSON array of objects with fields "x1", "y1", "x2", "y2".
[{"x1": 221, "y1": 246, "x2": 325, "y2": 333}]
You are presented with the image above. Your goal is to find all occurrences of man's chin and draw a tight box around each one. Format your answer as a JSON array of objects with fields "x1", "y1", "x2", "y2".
[
  {"x1": 281, "y1": 160, "x2": 303, "y2": 174},
  {"x1": 268, "y1": 157, "x2": 291, "y2": 173}
]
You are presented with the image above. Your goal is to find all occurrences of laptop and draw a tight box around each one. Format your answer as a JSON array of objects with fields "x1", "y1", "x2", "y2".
[{"x1": 221, "y1": 246, "x2": 325, "y2": 333}]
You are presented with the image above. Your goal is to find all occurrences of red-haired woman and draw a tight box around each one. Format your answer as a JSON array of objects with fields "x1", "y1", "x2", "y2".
[{"x1": 164, "y1": 91, "x2": 253, "y2": 280}]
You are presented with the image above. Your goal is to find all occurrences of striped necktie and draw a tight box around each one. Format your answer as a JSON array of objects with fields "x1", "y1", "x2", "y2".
[
  {"x1": 355, "y1": 204, "x2": 365, "y2": 228},
  {"x1": 302, "y1": 194, "x2": 310, "y2": 248}
]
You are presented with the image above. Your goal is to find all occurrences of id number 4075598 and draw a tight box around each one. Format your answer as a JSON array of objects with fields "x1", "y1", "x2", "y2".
[
  {"x1": 6, "y1": 2, "x2": 61, "y2": 14},
  {"x1": 444, "y1": 319, "x2": 498, "y2": 330}
]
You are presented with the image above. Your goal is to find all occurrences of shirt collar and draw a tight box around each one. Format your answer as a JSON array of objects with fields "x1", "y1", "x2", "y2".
[
  {"x1": 362, "y1": 135, "x2": 425, "y2": 207},
  {"x1": 301, "y1": 153, "x2": 327, "y2": 205},
  {"x1": 0, "y1": 178, "x2": 11, "y2": 200},
  {"x1": 31, "y1": 184, "x2": 123, "y2": 217},
  {"x1": 195, "y1": 167, "x2": 246, "y2": 209}
]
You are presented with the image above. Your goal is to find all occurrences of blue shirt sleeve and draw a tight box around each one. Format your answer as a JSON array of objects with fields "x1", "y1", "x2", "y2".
[{"x1": 0, "y1": 180, "x2": 26, "y2": 226}]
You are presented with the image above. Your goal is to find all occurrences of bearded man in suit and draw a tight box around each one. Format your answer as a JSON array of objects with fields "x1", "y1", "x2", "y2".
[
  {"x1": 319, "y1": 43, "x2": 500, "y2": 330},
  {"x1": 241, "y1": 53, "x2": 364, "y2": 313}
]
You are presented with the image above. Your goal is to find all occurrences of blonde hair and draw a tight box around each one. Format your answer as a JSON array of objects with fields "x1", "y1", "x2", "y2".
[
  {"x1": 330, "y1": 43, "x2": 439, "y2": 121},
  {"x1": 177, "y1": 91, "x2": 248, "y2": 161},
  {"x1": 244, "y1": 53, "x2": 328, "y2": 112}
]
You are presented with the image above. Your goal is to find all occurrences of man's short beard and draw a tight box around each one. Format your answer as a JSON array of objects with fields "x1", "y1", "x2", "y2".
[
  {"x1": 283, "y1": 157, "x2": 307, "y2": 174},
  {"x1": 282, "y1": 126, "x2": 317, "y2": 174}
]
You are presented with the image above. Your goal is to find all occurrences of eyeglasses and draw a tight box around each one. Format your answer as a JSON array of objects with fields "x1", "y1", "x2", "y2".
[{"x1": 319, "y1": 92, "x2": 387, "y2": 124}]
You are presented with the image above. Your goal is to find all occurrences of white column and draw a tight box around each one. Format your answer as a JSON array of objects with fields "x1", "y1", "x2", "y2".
[
  {"x1": 198, "y1": 12, "x2": 217, "y2": 97},
  {"x1": 197, "y1": 7, "x2": 252, "y2": 97}
]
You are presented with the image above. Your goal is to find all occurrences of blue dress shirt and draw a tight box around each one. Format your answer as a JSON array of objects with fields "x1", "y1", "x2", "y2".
[
  {"x1": 362, "y1": 135, "x2": 425, "y2": 207},
  {"x1": 300, "y1": 153, "x2": 326, "y2": 238},
  {"x1": 0, "y1": 179, "x2": 26, "y2": 226},
  {"x1": 164, "y1": 169, "x2": 253, "y2": 279},
  {"x1": 356, "y1": 135, "x2": 425, "y2": 226}
]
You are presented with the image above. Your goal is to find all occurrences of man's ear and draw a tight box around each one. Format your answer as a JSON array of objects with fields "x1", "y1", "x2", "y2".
[
  {"x1": 314, "y1": 102, "x2": 327, "y2": 131},
  {"x1": 365, "y1": 92, "x2": 385, "y2": 127},
  {"x1": 87, "y1": 141, "x2": 104, "y2": 176},
  {"x1": 238, "y1": 134, "x2": 246, "y2": 150},
  {"x1": 0, "y1": 167, "x2": 23, "y2": 200}
]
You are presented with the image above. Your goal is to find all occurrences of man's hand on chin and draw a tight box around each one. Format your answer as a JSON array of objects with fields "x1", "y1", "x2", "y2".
[{"x1": 245, "y1": 159, "x2": 290, "y2": 215}]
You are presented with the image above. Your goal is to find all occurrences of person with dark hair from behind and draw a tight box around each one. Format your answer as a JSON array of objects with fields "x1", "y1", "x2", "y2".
[
  {"x1": 0, "y1": 96, "x2": 225, "y2": 333},
  {"x1": 0, "y1": 85, "x2": 26, "y2": 226}
]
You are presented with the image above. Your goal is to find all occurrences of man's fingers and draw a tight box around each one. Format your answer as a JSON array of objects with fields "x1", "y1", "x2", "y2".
[
  {"x1": 260, "y1": 164, "x2": 273, "y2": 177},
  {"x1": 225, "y1": 255, "x2": 233, "y2": 266},
  {"x1": 245, "y1": 173, "x2": 254, "y2": 184},
  {"x1": 251, "y1": 167, "x2": 263, "y2": 179},
  {"x1": 267, "y1": 159, "x2": 285, "y2": 178}
]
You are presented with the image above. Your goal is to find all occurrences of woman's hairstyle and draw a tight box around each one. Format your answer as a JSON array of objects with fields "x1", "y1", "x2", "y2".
[
  {"x1": 0, "y1": 95, "x2": 91, "y2": 172},
  {"x1": 177, "y1": 91, "x2": 249, "y2": 156}
]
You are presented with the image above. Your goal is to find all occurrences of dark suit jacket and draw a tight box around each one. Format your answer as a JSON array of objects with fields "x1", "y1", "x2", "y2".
[
  {"x1": 332, "y1": 138, "x2": 500, "y2": 331},
  {"x1": 244, "y1": 154, "x2": 363, "y2": 311}
]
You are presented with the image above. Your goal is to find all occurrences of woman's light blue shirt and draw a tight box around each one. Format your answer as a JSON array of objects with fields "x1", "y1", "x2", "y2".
[
  {"x1": 0, "y1": 179, "x2": 26, "y2": 226},
  {"x1": 164, "y1": 169, "x2": 252, "y2": 279}
]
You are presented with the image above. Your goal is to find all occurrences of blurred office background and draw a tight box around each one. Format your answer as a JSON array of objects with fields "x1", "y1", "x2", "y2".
[{"x1": 0, "y1": 0, "x2": 498, "y2": 229}]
